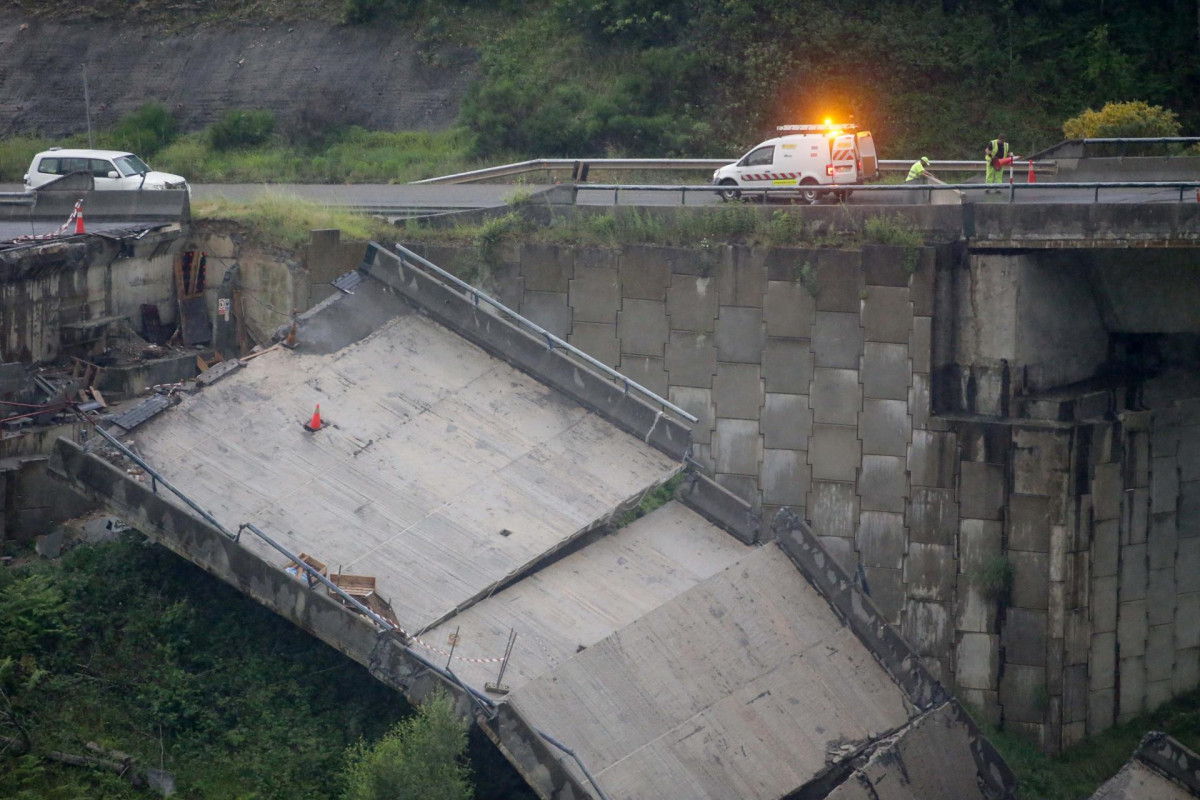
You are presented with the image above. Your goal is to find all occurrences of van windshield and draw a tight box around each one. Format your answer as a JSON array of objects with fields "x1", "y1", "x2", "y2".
[{"x1": 113, "y1": 155, "x2": 150, "y2": 177}]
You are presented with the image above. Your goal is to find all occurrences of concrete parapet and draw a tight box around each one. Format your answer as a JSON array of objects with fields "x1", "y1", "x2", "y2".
[{"x1": 676, "y1": 469, "x2": 762, "y2": 544}]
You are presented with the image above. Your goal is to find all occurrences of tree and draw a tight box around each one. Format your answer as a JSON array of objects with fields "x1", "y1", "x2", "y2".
[
  {"x1": 1062, "y1": 100, "x2": 1181, "y2": 139},
  {"x1": 340, "y1": 690, "x2": 473, "y2": 800}
]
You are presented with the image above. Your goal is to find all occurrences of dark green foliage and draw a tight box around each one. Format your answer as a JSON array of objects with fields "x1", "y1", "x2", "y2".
[
  {"x1": 340, "y1": 689, "x2": 472, "y2": 800},
  {"x1": 107, "y1": 102, "x2": 178, "y2": 157},
  {"x1": 209, "y1": 109, "x2": 276, "y2": 151},
  {"x1": 0, "y1": 534, "x2": 413, "y2": 798}
]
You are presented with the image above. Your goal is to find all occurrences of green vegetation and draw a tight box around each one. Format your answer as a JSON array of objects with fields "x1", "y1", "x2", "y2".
[
  {"x1": 968, "y1": 554, "x2": 1015, "y2": 605},
  {"x1": 613, "y1": 473, "x2": 686, "y2": 528},
  {"x1": 208, "y1": 109, "x2": 277, "y2": 151},
  {"x1": 0, "y1": 533, "x2": 412, "y2": 799},
  {"x1": 980, "y1": 688, "x2": 1200, "y2": 799},
  {"x1": 192, "y1": 193, "x2": 398, "y2": 249},
  {"x1": 340, "y1": 689, "x2": 472, "y2": 800}
]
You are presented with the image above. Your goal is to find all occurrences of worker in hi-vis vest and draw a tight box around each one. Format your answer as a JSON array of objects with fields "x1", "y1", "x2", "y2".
[
  {"x1": 985, "y1": 135, "x2": 1012, "y2": 191},
  {"x1": 906, "y1": 156, "x2": 932, "y2": 182}
]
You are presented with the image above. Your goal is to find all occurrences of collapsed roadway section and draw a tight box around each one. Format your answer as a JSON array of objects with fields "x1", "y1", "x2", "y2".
[{"x1": 50, "y1": 243, "x2": 1015, "y2": 799}]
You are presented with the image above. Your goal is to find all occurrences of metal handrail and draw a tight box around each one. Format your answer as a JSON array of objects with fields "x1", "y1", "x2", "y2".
[
  {"x1": 575, "y1": 180, "x2": 1200, "y2": 204},
  {"x1": 0, "y1": 191, "x2": 36, "y2": 206},
  {"x1": 1080, "y1": 137, "x2": 1200, "y2": 144},
  {"x1": 92, "y1": 424, "x2": 239, "y2": 540},
  {"x1": 412, "y1": 158, "x2": 1054, "y2": 185},
  {"x1": 390, "y1": 243, "x2": 699, "y2": 424}
]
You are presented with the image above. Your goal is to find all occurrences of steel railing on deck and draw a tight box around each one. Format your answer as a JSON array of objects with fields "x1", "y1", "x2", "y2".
[
  {"x1": 391, "y1": 243, "x2": 698, "y2": 424},
  {"x1": 571, "y1": 180, "x2": 1200, "y2": 204},
  {"x1": 412, "y1": 157, "x2": 1055, "y2": 185}
]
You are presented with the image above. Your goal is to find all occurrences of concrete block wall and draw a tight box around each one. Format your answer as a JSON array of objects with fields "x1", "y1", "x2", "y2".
[{"x1": 400, "y1": 240, "x2": 1200, "y2": 754}]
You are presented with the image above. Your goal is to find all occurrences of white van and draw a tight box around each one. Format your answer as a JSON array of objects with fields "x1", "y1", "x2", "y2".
[
  {"x1": 23, "y1": 148, "x2": 189, "y2": 193},
  {"x1": 712, "y1": 124, "x2": 878, "y2": 203}
]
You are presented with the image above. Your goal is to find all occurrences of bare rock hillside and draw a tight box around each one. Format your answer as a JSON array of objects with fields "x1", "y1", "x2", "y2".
[{"x1": 0, "y1": 12, "x2": 476, "y2": 137}]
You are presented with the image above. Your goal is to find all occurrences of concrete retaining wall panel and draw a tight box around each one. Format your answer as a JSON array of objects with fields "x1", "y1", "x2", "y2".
[
  {"x1": 1089, "y1": 686, "x2": 1115, "y2": 732},
  {"x1": 1182, "y1": 482, "x2": 1200, "y2": 537},
  {"x1": 716, "y1": 246, "x2": 766, "y2": 308},
  {"x1": 714, "y1": 306, "x2": 765, "y2": 363},
  {"x1": 813, "y1": 311, "x2": 863, "y2": 369},
  {"x1": 520, "y1": 244, "x2": 573, "y2": 292},
  {"x1": 910, "y1": 248, "x2": 936, "y2": 316},
  {"x1": 761, "y1": 392, "x2": 812, "y2": 450},
  {"x1": 956, "y1": 633, "x2": 1000, "y2": 690},
  {"x1": 1091, "y1": 631, "x2": 1117, "y2": 691},
  {"x1": 1179, "y1": 593, "x2": 1200, "y2": 650},
  {"x1": 862, "y1": 565, "x2": 904, "y2": 623},
  {"x1": 1118, "y1": 599, "x2": 1149, "y2": 658},
  {"x1": 761, "y1": 448, "x2": 811, "y2": 506},
  {"x1": 1093, "y1": 519, "x2": 1119, "y2": 577},
  {"x1": 618, "y1": 245, "x2": 673, "y2": 300},
  {"x1": 861, "y1": 342, "x2": 911, "y2": 401},
  {"x1": 862, "y1": 286, "x2": 913, "y2": 344},
  {"x1": 1000, "y1": 664, "x2": 1047, "y2": 724},
  {"x1": 902, "y1": 599, "x2": 952, "y2": 658},
  {"x1": 857, "y1": 510, "x2": 906, "y2": 569},
  {"x1": 1092, "y1": 462, "x2": 1122, "y2": 522},
  {"x1": 617, "y1": 298, "x2": 668, "y2": 357},
  {"x1": 762, "y1": 337, "x2": 814, "y2": 394},
  {"x1": 664, "y1": 330, "x2": 717, "y2": 388},
  {"x1": 763, "y1": 280, "x2": 815, "y2": 338},
  {"x1": 520, "y1": 290, "x2": 571, "y2": 339},
  {"x1": 812, "y1": 367, "x2": 862, "y2": 426},
  {"x1": 807, "y1": 480, "x2": 858, "y2": 539},
  {"x1": 568, "y1": 269, "x2": 620, "y2": 324},
  {"x1": 666, "y1": 275, "x2": 718, "y2": 333},
  {"x1": 1009, "y1": 494, "x2": 1052, "y2": 553},
  {"x1": 1178, "y1": 537, "x2": 1200, "y2": 593},
  {"x1": 1152, "y1": 456, "x2": 1180, "y2": 514},
  {"x1": 1174, "y1": 647, "x2": 1200, "y2": 694},
  {"x1": 819, "y1": 535, "x2": 859, "y2": 575},
  {"x1": 859, "y1": 455, "x2": 907, "y2": 513},
  {"x1": 905, "y1": 542, "x2": 955, "y2": 601},
  {"x1": 908, "y1": 430, "x2": 956, "y2": 489},
  {"x1": 567, "y1": 321, "x2": 620, "y2": 368},
  {"x1": 616, "y1": 354, "x2": 668, "y2": 397},
  {"x1": 1119, "y1": 656, "x2": 1147, "y2": 720},
  {"x1": 1003, "y1": 607, "x2": 1048, "y2": 666},
  {"x1": 1119, "y1": 543, "x2": 1149, "y2": 601},
  {"x1": 810, "y1": 424, "x2": 861, "y2": 482},
  {"x1": 860, "y1": 399, "x2": 911, "y2": 457},
  {"x1": 1127, "y1": 487, "x2": 1150, "y2": 545},
  {"x1": 1148, "y1": 568, "x2": 1176, "y2": 627},
  {"x1": 1147, "y1": 624, "x2": 1176, "y2": 682},
  {"x1": 959, "y1": 461, "x2": 1005, "y2": 521},
  {"x1": 862, "y1": 244, "x2": 910, "y2": 287},
  {"x1": 1092, "y1": 575, "x2": 1119, "y2": 633},
  {"x1": 908, "y1": 487, "x2": 958, "y2": 545},
  {"x1": 910, "y1": 372, "x2": 932, "y2": 431},
  {"x1": 713, "y1": 362, "x2": 762, "y2": 420},
  {"x1": 1011, "y1": 551, "x2": 1050, "y2": 610},
  {"x1": 813, "y1": 250, "x2": 863, "y2": 312},
  {"x1": 911, "y1": 316, "x2": 932, "y2": 374},
  {"x1": 713, "y1": 418, "x2": 761, "y2": 476},
  {"x1": 668, "y1": 386, "x2": 714, "y2": 446},
  {"x1": 716, "y1": 473, "x2": 758, "y2": 502}
]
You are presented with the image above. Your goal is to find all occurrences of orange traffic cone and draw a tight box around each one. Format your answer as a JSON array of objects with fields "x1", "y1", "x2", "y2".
[
  {"x1": 304, "y1": 404, "x2": 323, "y2": 431},
  {"x1": 74, "y1": 200, "x2": 85, "y2": 234},
  {"x1": 1027, "y1": 160, "x2": 1036, "y2": 184}
]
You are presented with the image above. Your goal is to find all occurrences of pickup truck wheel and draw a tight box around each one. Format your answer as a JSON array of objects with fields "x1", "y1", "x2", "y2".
[
  {"x1": 799, "y1": 178, "x2": 820, "y2": 205},
  {"x1": 718, "y1": 179, "x2": 741, "y2": 202}
]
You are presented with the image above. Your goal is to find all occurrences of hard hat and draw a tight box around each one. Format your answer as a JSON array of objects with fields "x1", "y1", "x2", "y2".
[{"x1": 920, "y1": 156, "x2": 930, "y2": 166}]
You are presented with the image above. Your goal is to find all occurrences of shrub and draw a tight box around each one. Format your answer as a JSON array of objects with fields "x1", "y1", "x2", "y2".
[
  {"x1": 1062, "y1": 101, "x2": 1181, "y2": 140},
  {"x1": 209, "y1": 110, "x2": 276, "y2": 151},
  {"x1": 340, "y1": 690, "x2": 472, "y2": 800},
  {"x1": 108, "y1": 103, "x2": 178, "y2": 157}
]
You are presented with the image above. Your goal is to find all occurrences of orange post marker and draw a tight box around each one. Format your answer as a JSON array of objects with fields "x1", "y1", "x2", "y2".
[
  {"x1": 304, "y1": 404, "x2": 323, "y2": 431},
  {"x1": 74, "y1": 201, "x2": 85, "y2": 234},
  {"x1": 1027, "y1": 159, "x2": 1036, "y2": 183}
]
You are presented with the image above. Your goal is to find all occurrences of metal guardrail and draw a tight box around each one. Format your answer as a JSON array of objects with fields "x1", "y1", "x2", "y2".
[
  {"x1": 391, "y1": 243, "x2": 699, "y2": 424},
  {"x1": 0, "y1": 191, "x2": 36, "y2": 207},
  {"x1": 413, "y1": 158, "x2": 1055, "y2": 185},
  {"x1": 573, "y1": 180, "x2": 1200, "y2": 204}
]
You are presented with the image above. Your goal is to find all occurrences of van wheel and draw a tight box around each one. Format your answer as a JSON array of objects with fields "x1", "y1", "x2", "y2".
[
  {"x1": 799, "y1": 178, "x2": 820, "y2": 205},
  {"x1": 718, "y1": 179, "x2": 741, "y2": 202}
]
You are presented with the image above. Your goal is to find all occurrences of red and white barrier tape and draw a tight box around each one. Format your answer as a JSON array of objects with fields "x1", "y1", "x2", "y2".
[{"x1": 11, "y1": 199, "x2": 84, "y2": 242}]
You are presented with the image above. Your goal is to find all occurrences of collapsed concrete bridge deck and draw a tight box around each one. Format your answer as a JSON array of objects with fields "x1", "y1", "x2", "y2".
[{"x1": 50, "y1": 243, "x2": 1014, "y2": 799}]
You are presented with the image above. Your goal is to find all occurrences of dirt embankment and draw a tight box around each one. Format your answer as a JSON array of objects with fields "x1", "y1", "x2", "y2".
[{"x1": 0, "y1": 11, "x2": 477, "y2": 138}]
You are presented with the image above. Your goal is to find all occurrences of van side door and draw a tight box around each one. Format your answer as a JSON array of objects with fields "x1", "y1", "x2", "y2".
[
  {"x1": 856, "y1": 132, "x2": 879, "y2": 179},
  {"x1": 735, "y1": 145, "x2": 775, "y2": 189},
  {"x1": 830, "y1": 134, "x2": 858, "y2": 185}
]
